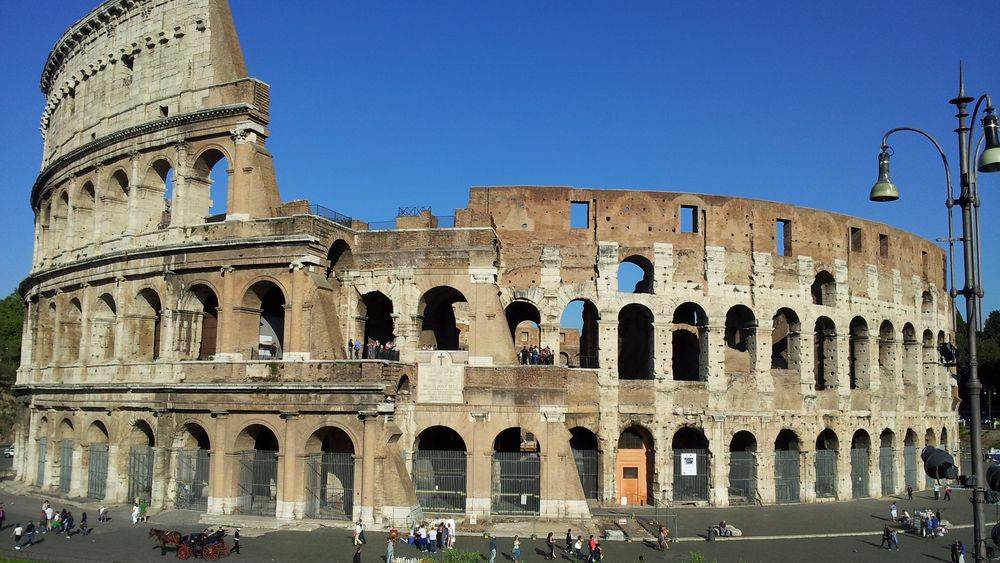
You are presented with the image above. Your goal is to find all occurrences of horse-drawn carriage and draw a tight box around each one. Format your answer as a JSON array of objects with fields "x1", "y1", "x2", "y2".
[{"x1": 177, "y1": 530, "x2": 230, "y2": 560}]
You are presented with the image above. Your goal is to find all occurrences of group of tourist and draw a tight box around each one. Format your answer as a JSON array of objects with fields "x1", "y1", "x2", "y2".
[
  {"x1": 12, "y1": 499, "x2": 92, "y2": 550},
  {"x1": 518, "y1": 345, "x2": 555, "y2": 365},
  {"x1": 408, "y1": 520, "x2": 457, "y2": 552},
  {"x1": 347, "y1": 338, "x2": 398, "y2": 359},
  {"x1": 130, "y1": 497, "x2": 150, "y2": 524}
]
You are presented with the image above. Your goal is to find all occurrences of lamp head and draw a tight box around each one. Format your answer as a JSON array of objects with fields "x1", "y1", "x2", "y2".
[
  {"x1": 979, "y1": 106, "x2": 1000, "y2": 173},
  {"x1": 869, "y1": 148, "x2": 900, "y2": 202}
]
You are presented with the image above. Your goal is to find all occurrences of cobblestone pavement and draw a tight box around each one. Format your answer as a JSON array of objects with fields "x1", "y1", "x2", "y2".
[{"x1": 0, "y1": 488, "x2": 990, "y2": 562}]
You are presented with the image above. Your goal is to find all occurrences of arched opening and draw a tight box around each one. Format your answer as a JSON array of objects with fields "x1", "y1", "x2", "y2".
[
  {"x1": 360, "y1": 291, "x2": 396, "y2": 359},
  {"x1": 617, "y1": 255, "x2": 654, "y2": 293},
  {"x1": 491, "y1": 427, "x2": 540, "y2": 515},
  {"x1": 108, "y1": 169, "x2": 130, "y2": 237},
  {"x1": 921, "y1": 291, "x2": 934, "y2": 314},
  {"x1": 771, "y1": 308, "x2": 801, "y2": 370},
  {"x1": 879, "y1": 429, "x2": 896, "y2": 496},
  {"x1": 672, "y1": 427, "x2": 710, "y2": 501},
  {"x1": 505, "y1": 301, "x2": 544, "y2": 364},
  {"x1": 77, "y1": 181, "x2": 96, "y2": 246},
  {"x1": 242, "y1": 281, "x2": 285, "y2": 360},
  {"x1": 133, "y1": 289, "x2": 163, "y2": 361},
  {"x1": 86, "y1": 421, "x2": 110, "y2": 499},
  {"x1": 418, "y1": 286, "x2": 468, "y2": 351},
  {"x1": 850, "y1": 430, "x2": 871, "y2": 498},
  {"x1": 617, "y1": 426, "x2": 655, "y2": 506},
  {"x1": 774, "y1": 430, "x2": 801, "y2": 503},
  {"x1": 904, "y1": 429, "x2": 919, "y2": 491},
  {"x1": 234, "y1": 424, "x2": 280, "y2": 516},
  {"x1": 127, "y1": 420, "x2": 155, "y2": 503},
  {"x1": 878, "y1": 321, "x2": 896, "y2": 382},
  {"x1": 174, "y1": 423, "x2": 212, "y2": 510},
  {"x1": 57, "y1": 419, "x2": 75, "y2": 494},
  {"x1": 569, "y1": 427, "x2": 599, "y2": 500},
  {"x1": 413, "y1": 426, "x2": 466, "y2": 513},
  {"x1": 815, "y1": 429, "x2": 839, "y2": 498},
  {"x1": 91, "y1": 294, "x2": 117, "y2": 362},
  {"x1": 396, "y1": 375, "x2": 412, "y2": 395},
  {"x1": 141, "y1": 159, "x2": 174, "y2": 230},
  {"x1": 728, "y1": 431, "x2": 757, "y2": 504},
  {"x1": 304, "y1": 426, "x2": 355, "y2": 519},
  {"x1": 191, "y1": 148, "x2": 231, "y2": 221},
  {"x1": 813, "y1": 316, "x2": 837, "y2": 390},
  {"x1": 849, "y1": 317, "x2": 870, "y2": 389},
  {"x1": 618, "y1": 304, "x2": 654, "y2": 379},
  {"x1": 181, "y1": 285, "x2": 219, "y2": 360},
  {"x1": 672, "y1": 302, "x2": 708, "y2": 381},
  {"x1": 326, "y1": 239, "x2": 353, "y2": 278},
  {"x1": 560, "y1": 299, "x2": 599, "y2": 368},
  {"x1": 724, "y1": 305, "x2": 757, "y2": 375},
  {"x1": 940, "y1": 427, "x2": 949, "y2": 452},
  {"x1": 811, "y1": 271, "x2": 836, "y2": 306},
  {"x1": 62, "y1": 298, "x2": 83, "y2": 363}
]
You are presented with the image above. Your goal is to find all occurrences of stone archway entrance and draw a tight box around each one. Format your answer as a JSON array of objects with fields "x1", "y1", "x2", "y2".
[{"x1": 616, "y1": 426, "x2": 654, "y2": 506}]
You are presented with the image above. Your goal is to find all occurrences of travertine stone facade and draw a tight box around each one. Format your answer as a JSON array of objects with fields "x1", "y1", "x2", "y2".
[{"x1": 15, "y1": 0, "x2": 958, "y2": 525}]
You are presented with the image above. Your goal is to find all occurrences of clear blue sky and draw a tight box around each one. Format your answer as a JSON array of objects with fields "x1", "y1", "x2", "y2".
[{"x1": 0, "y1": 1, "x2": 997, "y2": 317}]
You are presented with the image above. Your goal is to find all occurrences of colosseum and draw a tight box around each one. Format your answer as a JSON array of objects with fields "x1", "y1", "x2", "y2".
[{"x1": 13, "y1": 0, "x2": 959, "y2": 525}]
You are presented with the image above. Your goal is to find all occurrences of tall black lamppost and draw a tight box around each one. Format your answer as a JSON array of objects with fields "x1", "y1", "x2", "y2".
[{"x1": 869, "y1": 66, "x2": 1000, "y2": 562}]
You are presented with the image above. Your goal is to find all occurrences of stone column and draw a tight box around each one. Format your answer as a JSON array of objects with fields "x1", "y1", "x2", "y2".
[
  {"x1": 207, "y1": 413, "x2": 231, "y2": 515},
  {"x1": 165, "y1": 448, "x2": 180, "y2": 510},
  {"x1": 836, "y1": 441, "x2": 851, "y2": 501},
  {"x1": 214, "y1": 266, "x2": 241, "y2": 360},
  {"x1": 106, "y1": 443, "x2": 124, "y2": 502},
  {"x1": 466, "y1": 411, "x2": 490, "y2": 519},
  {"x1": 539, "y1": 323, "x2": 561, "y2": 361},
  {"x1": 126, "y1": 151, "x2": 142, "y2": 234},
  {"x1": 64, "y1": 175, "x2": 77, "y2": 251},
  {"x1": 799, "y1": 448, "x2": 814, "y2": 503},
  {"x1": 754, "y1": 318, "x2": 774, "y2": 395},
  {"x1": 835, "y1": 334, "x2": 851, "y2": 410},
  {"x1": 868, "y1": 443, "x2": 881, "y2": 500},
  {"x1": 893, "y1": 445, "x2": 905, "y2": 496},
  {"x1": 799, "y1": 330, "x2": 817, "y2": 398},
  {"x1": 151, "y1": 445, "x2": 169, "y2": 510},
  {"x1": 758, "y1": 440, "x2": 776, "y2": 505},
  {"x1": 359, "y1": 413, "x2": 378, "y2": 524},
  {"x1": 69, "y1": 443, "x2": 86, "y2": 497},
  {"x1": 709, "y1": 420, "x2": 728, "y2": 507},
  {"x1": 277, "y1": 414, "x2": 301, "y2": 519},
  {"x1": 706, "y1": 325, "x2": 727, "y2": 394},
  {"x1": 285, "y1": 263, "x2": 309, "y2": 360}
]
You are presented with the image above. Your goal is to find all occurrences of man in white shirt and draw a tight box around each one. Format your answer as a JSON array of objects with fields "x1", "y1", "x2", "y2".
[
  {"x1": 353, "y1": 521, "x2": 363, "y2": 546},
  {"x1": 43, "y1": 507, "x2": 54, "y2": 531}
]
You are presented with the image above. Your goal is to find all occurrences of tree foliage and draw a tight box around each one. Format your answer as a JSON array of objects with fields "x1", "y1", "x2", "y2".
[{"x1": 0, "y1": 291, "x2": 22, "y2": 386}]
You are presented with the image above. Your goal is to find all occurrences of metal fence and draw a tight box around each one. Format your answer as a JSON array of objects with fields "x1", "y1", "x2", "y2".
[
  {"x1": 303, "y1": 452, "x2": 354, "y2": 519},
  {"x1": 491, "y1": 451, "x2": 540, "y2": 515},
  {"x1": 128, "y1": 446, "x2": 155, "y2": 503},
  {"x1": 775, "y1": 450, "x2": 801, "y2": 503},
  {"x1": 904, "y1": 446, "x2": 918, "y2": 490},
  {"x1": 236, "y1": 450, "x2": 279, "y2": 516},
  {"x1": 309, "y1": 204, "x2": 353, "y2": 227},
  {"x1": 879, "y1": 447, "x2": 896, "y2": 495},
  {"x1": 413, "y1": 450, "x2": 466, "y2": 513},
  {"x1": 175, "y1": 449, "x2": 211, "y2": 511},
  {"x1": 814, "y1": 450, "x2": 837, "y2": 498},
  {"x1": 59, "y1": 440, "x2": 74, "y2": 494},
  {"x1": 88, "y1": 444, "x2": 109, "y2": 500},
  {"x1": 673, "y1": 450, "x2": 709, "y2": 501},
  {"x1": 572, "y1": 447, "x2": 599, "y2": 500},
  {"x1": 728, "y1": 452, "x2": 755, "y2": 504},
  {"x1": 36, "y1": 438, "x2": 46, "y2": 486},
  {"x1": 851, "y1": 447, "x2": 870, "y2": 499}
]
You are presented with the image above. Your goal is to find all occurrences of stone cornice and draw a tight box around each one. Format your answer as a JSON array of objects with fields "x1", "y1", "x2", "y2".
[{"x1": 16, "y1": 382, "x2": 387, "y2": 394}]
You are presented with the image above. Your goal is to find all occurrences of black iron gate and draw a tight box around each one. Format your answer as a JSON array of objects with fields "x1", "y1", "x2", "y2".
[
  {"x1": 904, "y1": 446, "x2": 918, "y2": 490},
  {"x1": 87, "y1": 444, "x2": 109, "y2": 499},
  {"x1": 851, "y1": 447, "x2": 869, "y2": 499},
  {"x1": 728, "y1": 451, "x2": 755, "y2": 504},
  {"x1": 236, "y1": 450, "x2": 278, "y2": 516},
  {"x1": 175, "y1": 449, "x2": 211, "y2": 511},
  {"x1": 59, "y1": 440, "x2": 74, "y2": 494},
  {"x1": 36, "y1": 438, "x2": 46, "y2": 486},
  {"x1": 673, "y1": 449, "x2": 709, "y2": 501},
  {"x1": 572, "y1": 448, "x2": 599, "y2": 500},
  {"x1": 775, "y1": 450, "x2": 801, "y2": 503},
  {"x1": 814, "y1": 449, "x2": 837, "y2": 498},
  {"x1": 304, "y1": 452, "x2": 354, "y2": 519},
  {"x1": 491, "y1": 451, "x2": 540, "y2": 515},
  {"x1": 879, "y1": 447, "x2": 895, "y2": 496},
  {"x1": 128, "y1": 446, "x2": 154, "y2": 503},
  {"x1": 413, "y1": 450, "x2": 465, "y2": 513}
]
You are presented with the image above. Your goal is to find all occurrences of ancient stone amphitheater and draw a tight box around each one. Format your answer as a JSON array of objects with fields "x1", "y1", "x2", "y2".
[{"x1": 14, "y1": 0, "x2": 959, "y2": 525}]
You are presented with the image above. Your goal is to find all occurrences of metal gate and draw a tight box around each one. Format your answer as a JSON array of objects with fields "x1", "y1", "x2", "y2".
[
  {"x1": 572, "y1": 448, "x2": 599, "y2": 500},
  {"x1": 304, "y1": 452, "x2": 354, "y2": 519},
  {"x1": 59, "y1": 440, "x2": 74, "y2": 493},
  {"x1": 87, "y1": 444, "x2": 109, "y2": 499},
  {"x1": 36, "y1": 438, "x2": 46, "y2": 486},
  {"x1": 175, "y1": 449, "x2": 211, "y2": 511},
  {"x1": 728, "y1": 451, "x2": 755, "y2": 503},
  {"x1": 851, "y1": 447, "x2": 869, "y2": 498},
  {"x1": 491, "y1": 451, "x2": 540, "y2": 515},
  {"x1": 775, "y1": 450, "x2": 801, "y2": 503},
  {"x1": 413, "y1": 450, "x2": 465, "y2": 513},
  {"x1": 673, "y1": 449, "x2": 709, "y2": 501},
  {"x1": 904, "y1": 446, "x2": 918, "y2": 490},
  {"x1": 128, "y1": 446, "x2": 154, "y2": 503},
  {"x1": 236, "y1": 450, "x2": 278, "y2": 516},
  {"x1": 814, "y1": 449, "x2": 837, "y2": 498},
  {"x1": 879, "y1": 447, "x2": 895, "y2": 495}
]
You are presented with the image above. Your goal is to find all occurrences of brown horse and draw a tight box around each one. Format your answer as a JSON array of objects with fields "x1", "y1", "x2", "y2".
[{"x1": 150, "y1": 528, "x2": 183, "y2": 554}]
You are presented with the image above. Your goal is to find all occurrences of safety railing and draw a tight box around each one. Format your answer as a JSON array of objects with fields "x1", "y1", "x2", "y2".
[{"x1": 309, "y1": 204, "x2": 354, "y2": 227}]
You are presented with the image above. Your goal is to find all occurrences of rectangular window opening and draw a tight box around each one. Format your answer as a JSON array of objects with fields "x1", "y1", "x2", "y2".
[
  {"x1": 776, "y1": 219, "x2": 792, "y2": 256},
  {"x1": 159, "y1": 105, "x2": 169, "y2": 118},
  {"x1": 879, "y1": 234, "x2": 889, "y2": 260},
  {"x1": 680, "y1": 205, "x2": 698, "y2": 233},
  {"x1": 622, "y1": 467, "x2": 639, "y2": 479},
  {"x1": 849, "y1": 227, "x2": 863, "y2": 253},
  {"x1": 921, "y1": 251, "x2": 929, "y2": 276},
  {"x1": 570, "y1": 201, "x2": 589, "y2": 229}
]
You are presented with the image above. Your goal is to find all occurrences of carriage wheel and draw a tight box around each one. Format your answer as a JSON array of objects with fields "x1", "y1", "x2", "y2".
[
  {"x1": 176, "y1": 545, "x2": 192, "y2": 560},
  {"x1": 204, "y1": 545, "x2": 219, "y2": 561},
  {"x1": 218, "y1": 541, "x2": 229, "y2": 558}
]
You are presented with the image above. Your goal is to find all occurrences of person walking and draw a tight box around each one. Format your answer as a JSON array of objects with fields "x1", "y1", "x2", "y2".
[
  {"x1": 952, "y1": 539, "x2": 963, "y2": 563},
  {"x1": 658, "y1": 525, "x2": 670, "y2": 550},
  {"x1": 565, "y1": 528, "x2": 574, "y2": 554},
  {"x1": 139, "y1": 499, "x2": 149, "y2": 522},
  {"x1": 944, "y1": 485, "x2": 953, "y2": 501},
  {"x1": 352, "y1": 545, "x2": 363, "y2": 563},
  {"x1": 511, "y1": 535, "x2": 522, "y2": 562},
  {"x1": 12, "y1": 523, "x2": 22, "y2": 548},
  {"x1": 546, "y1": 532, "x2": 555, "y2": 559},
  {"x1": 348, "y1": 339, "x2": 354, "y2": 359},
  {"x1": 79, "y1": 513, "x2": 88, "y2": 536},
  {"x1": 44, "y1": 504, "x2": 53, "y2": 531},
  {"x1": 592, "y1": 542, "x2": 603, "y2": 562},
  {"x1": 933, "y1": 482, "x2": 941, "y2": 500},
  {"x1": 890, "y1": 528, "x2": 900, "y2": 551},
  {"x1": 880, "y1": 525, "x2": 892, "y2": 549},
  {"x1": 587, "y1": 535, "x2": 597, "y2": 562},
  {"x1": 353, "y1": 520, "x2": 364, "y2": 546},
  {"x1": 907, "y1": 483, "x2": 913, "y2": 500},
  {"x1": 488, "y1": 534, "x2": 497, "y2": 563},
  {"x1": 428, "y1": 523, "x2": 437, "y2": 553},
  {"x1": 233, "y1": 528, "x2": 240, "y2": 554},
  {"x1": 385, "y1": 534, "x2": 394, "y2": 563},
  {"x1": 574, "y1": 535, "x2": 584, "y2": 560},
  {"x1": 131, "y1": 503, "x2": 140, "y2": 525},
  {"x1": 890, "y1": 502, "x2": 898, "y2": 522},
  {"x1": 63, "y1": 511, "x2": 74, "y2": 537}
]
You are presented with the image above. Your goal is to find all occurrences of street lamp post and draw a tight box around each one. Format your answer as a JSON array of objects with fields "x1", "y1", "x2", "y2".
[{"x1": 870, "y1": 66, "x2": 1000, "y2": 562}]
